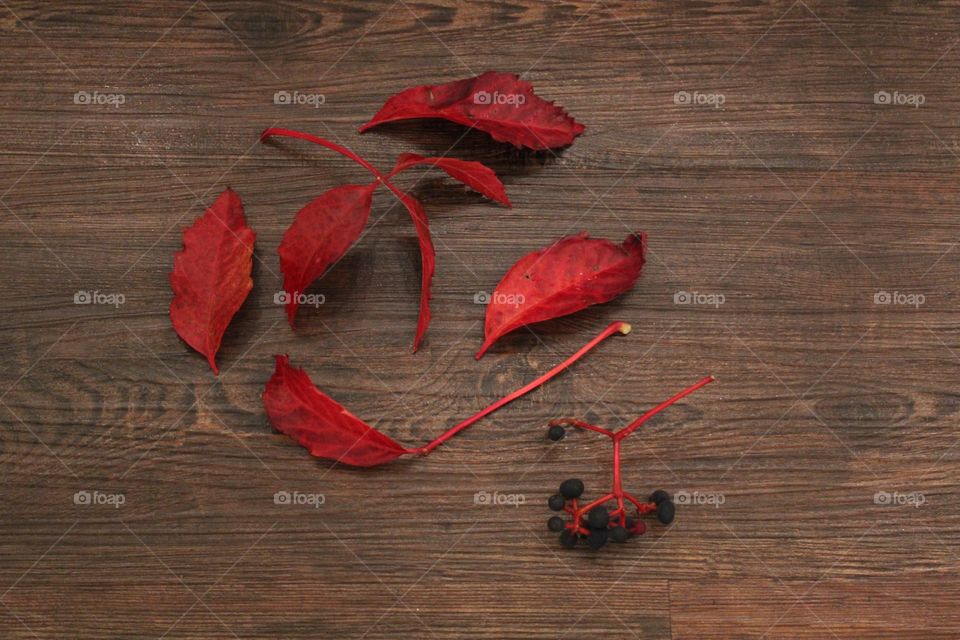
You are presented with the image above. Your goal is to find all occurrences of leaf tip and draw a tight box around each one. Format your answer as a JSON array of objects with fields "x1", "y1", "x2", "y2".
[{"x1": 475, "y1": 339, "x2": 494, "y2": 359}]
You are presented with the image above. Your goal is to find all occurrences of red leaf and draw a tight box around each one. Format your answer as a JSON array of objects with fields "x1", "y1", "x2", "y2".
[
  {"x1": 476, "y1": 232, "x2": 647, "y2": 359},
  {"x1": 393, "y1": 191, "x2": 435, "y2": 352},
  {"x1": 263, "y1": 355, "x2": 414, "y2": 467},
  {"x1": 278, "y1": 184, "x2": 376, "y2": 326},
  {"x1": 360, "y1": 71, "x2": 585, "y2": 150},
  {"x1": 170, "y1": 188, "x2": 255, "y2": 374},
  {"x1": 388, "y1": 153, "x2": 511, "y2": 207}
]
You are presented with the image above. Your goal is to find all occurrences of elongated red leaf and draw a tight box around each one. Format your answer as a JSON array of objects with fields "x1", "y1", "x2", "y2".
[
  {"x1": 476, "y1": 232, "x2": 647, "y2": 359},
  {"x1": 393, "y1": 191, "x2": 435, "y2": 352},
  {"x1": 263, "y1": 355, "x2": 414, "y2": 467},
  {"x1": 278, "y1": 184, "x2": 376, "y2": 326},
  {"x1": 170, "y1": 188, "x2": 255, "y2": 374},
  {"x1": 388, "y1": 153, "x2": 511, "y2": 207},
  {"x1": 360, "y1": 71, "x2": 584, "y2": 150}
]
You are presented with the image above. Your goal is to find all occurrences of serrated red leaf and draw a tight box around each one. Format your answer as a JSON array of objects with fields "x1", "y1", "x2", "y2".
[
  {"x1": 388, "y1": 153, "x2": 511, "y2": 207},
  {"x1": 476, "y1": 232, "x2": 647, "y2": 359},
  {"x1": 170, "y1": 188, "x2": 255, "y2": 374},
  {"x1": 263, "y1": 355, "x2": 414, "y2": 467},
  {"x1": 359, "y1": 71, "x2": 584, "y2": 150},
  {"x1": 278, "y1": 184, "x2": 376, "y2": 326},
  {"x1": 393, "y1": 191, "x2": 435, "y2": 352}
]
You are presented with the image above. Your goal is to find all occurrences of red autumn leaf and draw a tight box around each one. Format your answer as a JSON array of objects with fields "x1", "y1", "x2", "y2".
[
  {"x1": 476, "y1": 232, "x2": 647, "y2": 359},
  {"x1": 170, "y1": 188, "x2": 255, "y2": 374},
  {"x1": 263, "y1": 355, "x2": 414, "y2": 467},
  {"x1": 278, "y1": 183, "x2": 376, "y2": 326},
  {"x1": 393, "y1": 191, "x2": 436, "y2": 352},
  {"x1": 388, "y1": 153, "x2": 511, "y2": 207},
  {"x1": 359, "y1": 71, "x2": 585, "y2": 151}
]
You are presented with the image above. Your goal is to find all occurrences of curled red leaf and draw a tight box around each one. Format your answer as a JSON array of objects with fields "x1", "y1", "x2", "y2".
[
  {"x1": 278, "y1": 184, "x2": 376, "y2": 326},
  {"x1": 263, "y1": 355, "x2": 414, "y2": 467},
  {"x1": 388, "y1": 153, "x2": 511, "y2": 207},
  {"x1": 359, "y1": 71, "x2": 585, "y2": 150},
  {"x1": 170, "y1": 188, "x2": 255, "y2": 374},
  {"x1": 476, "y1": 232, "x2": 647, "y2": 359},
  {"x1": 392, "y1": 191, "x2": 435, "y2": 352}
]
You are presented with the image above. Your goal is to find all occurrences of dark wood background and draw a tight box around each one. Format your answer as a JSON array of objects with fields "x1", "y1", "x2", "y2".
[{"x1": 2, "y1": 1, "x2": 960, "y2": 637}]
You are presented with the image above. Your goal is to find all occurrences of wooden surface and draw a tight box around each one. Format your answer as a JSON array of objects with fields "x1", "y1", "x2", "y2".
[{"x1": 2, "y1": 1, "x2": 960, "y2": 637}]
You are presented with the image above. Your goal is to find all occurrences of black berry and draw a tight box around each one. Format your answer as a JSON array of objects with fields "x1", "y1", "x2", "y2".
[
  {"x1": 657, "y1": 499, "x2": 676, "y2": 524},
  {"x1": 560, "y1": 530, "x2": 578, "y2": 548},
  {"x1": 588, "y1": 528, "x2": 609, "y2": 550},
  {"x1": 548, "y1": 516, "x2": 565, "y2": 532},
  {"x1": 610, "y1": 526, "x2": 629, "y2": 543},
  {"x1": 559, "y1": 478, "x2": 584, "y2": 499},
  {"x1": 548, "y1": 494, "x2": 565, "y2": 511},
  {"x1": 547, "y1": 425, "x2": 566, "y2": 441},
  {"x1": 650, "y1": 489, "x2": 671, "y2": 505},
  {"x1": 587, "y1": 506, "x2": 609, "y2": 529}
]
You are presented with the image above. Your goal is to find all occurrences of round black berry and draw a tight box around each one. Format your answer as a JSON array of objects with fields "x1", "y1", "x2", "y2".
[
  {"x1": 588, "y1": 528, "x2": 609, "y2": 550},
  {"x1": 625, "y1": 516, "x2": 637, "y2": 530},
  {"x1": 548, "y1": 516, "x2": 565, "y2": 532},
  {"x1": 610, "y1": 526, "x2": 629, "y2": 543},
  {"x1": 548, "y1": 494, "x2": 565, "y2": 511},
  {"x1": 547, "y1": 425, "x2": 566, "y2": 441},
  {"x1": 587, "y1": 506, "x2": 609, "y2": 529},
  {"x1": 657, "y1": 499, "x2": 676, "y2": 524},
  {"x1": 650, "y1": 489, "x2": 671, "y2": 505},
  {"x1": 559, "y1": 478, "x2": 584, "y2": 499},
  {"x1": 560, "y1": 530, "x2": 578, "y2": 548}
]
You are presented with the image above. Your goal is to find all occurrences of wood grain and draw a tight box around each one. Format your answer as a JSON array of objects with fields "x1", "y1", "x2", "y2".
[{"x1": 2, "y1": 1, "x2": 960, "y2": 637}]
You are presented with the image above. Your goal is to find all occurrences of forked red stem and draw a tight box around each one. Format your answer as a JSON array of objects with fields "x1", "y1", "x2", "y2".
[
  {"x1": 260, "y1": 127, "x2": 414, "y2": 204},
  {"x1": 551, "y1": 375, "x2": 715, "y2": 534},
  {"x1": 260, "y1": 127, "x2": 384, "y2": 180},
  {"x1": 414, "y1": 321, "x2": 632, "y2": 454}
]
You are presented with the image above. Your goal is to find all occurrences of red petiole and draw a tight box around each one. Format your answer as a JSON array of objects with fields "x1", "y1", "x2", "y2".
[{"x1": 414, "y1": 321, "x2": 632, "y2": 455}]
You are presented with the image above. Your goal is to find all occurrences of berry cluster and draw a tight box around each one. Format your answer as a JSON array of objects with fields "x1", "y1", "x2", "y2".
[
  {"x1": 547, "y1": 477, "x2": 675, "y2": 549},
  {"x1": 543, "y1": 376, "x2": 714, "y2": 550}
]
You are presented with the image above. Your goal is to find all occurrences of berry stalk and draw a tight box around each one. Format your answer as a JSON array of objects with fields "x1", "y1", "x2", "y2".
[
  {"x1": 545, "y1": 375, "x2": 715, "y2": 548},
  {"x1": 616, "y1": 375, "x2": 715, "y2": 440}
]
